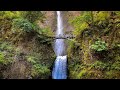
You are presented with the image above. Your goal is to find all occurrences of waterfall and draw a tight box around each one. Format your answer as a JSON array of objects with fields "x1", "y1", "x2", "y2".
[{"x1": 52, "y1": 11, "x2": 67, "y2": 79}]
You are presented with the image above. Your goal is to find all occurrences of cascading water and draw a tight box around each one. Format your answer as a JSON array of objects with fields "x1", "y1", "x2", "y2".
[{"x1": 52, "y1": 11, "x2": 67, "y2": 79}]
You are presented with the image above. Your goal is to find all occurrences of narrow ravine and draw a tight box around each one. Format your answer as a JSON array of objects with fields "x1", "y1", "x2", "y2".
[{"x1": 52, "y1": 11, "x2": 67, "y2": 79}]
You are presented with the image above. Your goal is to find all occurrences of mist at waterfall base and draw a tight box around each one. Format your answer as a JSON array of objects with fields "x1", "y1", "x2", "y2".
[{"x1": 52, "y1": 11, "x2": 67, "y2": 79}]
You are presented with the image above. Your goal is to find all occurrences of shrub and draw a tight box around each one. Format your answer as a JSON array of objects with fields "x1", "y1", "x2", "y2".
[
  {"x1": 77, "y1": 69, "x2": 87, "y2": 79},
  {"x1": 12, "y1": 18, "x2": 34, "y2": 33},
  {"x1": 26, "y1": 56, "x2": 37, "y2": 64},
  {"x1": 111, "y1": 61, "x2": 120, "y2": 70},
  {"x1": 0, "y1": 42, "x2": 14, "y2": 52},
  {"x1": 0, "y1": 42, "x2": 14, "y2": 65},
  {"x1": 26, "y1": 55, "x2": 50, "y2": 79},
  {"x1": 0, "y1": 11, "x2": 20, "y2": 19},
  {"x1": 31, "y1": 64, "x2": 50, "y2": 79},
  {"x1": 0, "y1": 52, "x2": 6, "y2": 64},
  {"x1": 20, "y1": 11, "x2": 44, "y2": 23},
  {"x1": 91, "y1": 61, "x2": 108, "y2": 70},
  {"x1": 105, "y1": 70, "x2": 120, "y2": 79},
  {"x1": 91, "y1": 40, "x2": 108, "y2": 51}
]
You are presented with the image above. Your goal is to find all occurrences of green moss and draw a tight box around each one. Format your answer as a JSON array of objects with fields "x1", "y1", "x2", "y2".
[
  {"x1": 0, "y1": 52, "x2": 6, "y2": 64},
  {"x1": 69, "y1": 63, "x2": 104, "y2": 79},
  {"x1": 111, "y1": 61, "x2": 120, "y2": 70},
  {"x1": 41, "y1": 27, "x2": 54, "y2": 36},
  {"x1": 26, "y1": 56, "x2": 37, "y2": 64},
  {"x1": 105, "y1": 70, "x2": 120, "y2": 79},
  {"x1": 77, "y1": 69, "x2": 87, "y2": 79},
  {"x1": 0, "y1": 11, "x2": 20, "y2": 19},
  {"x1": 94, "y1": 11, "x2": 110, "y2": 22}
]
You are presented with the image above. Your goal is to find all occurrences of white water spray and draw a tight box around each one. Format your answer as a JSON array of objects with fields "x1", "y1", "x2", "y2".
[{"x1": 52, "y1": 11, "x2": 67, "y2": 79}]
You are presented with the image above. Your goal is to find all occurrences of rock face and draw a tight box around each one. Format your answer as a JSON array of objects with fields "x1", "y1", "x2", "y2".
[
  {"x1": 38, "y1": 11, "x2": 81, "y2": 37},
  {"x1": 62, "y1": 11, "x2": 80, "y2": 36},
  {"x1": 37, "y1": 11, "x2": 81, "y2": 57},
  {"x1": 38, "y1": 11, "x2": 56, "y2": 33}
]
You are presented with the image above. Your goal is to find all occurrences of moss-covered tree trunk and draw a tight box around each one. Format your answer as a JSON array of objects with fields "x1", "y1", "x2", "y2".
[{"x1": 81, "y1": 36, "x2": 93, "y2": 64}]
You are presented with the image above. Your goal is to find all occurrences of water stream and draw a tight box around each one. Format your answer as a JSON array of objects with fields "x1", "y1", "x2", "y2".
[{"x1": 52, "y1": 11, "x2": 67, "y2": 79}]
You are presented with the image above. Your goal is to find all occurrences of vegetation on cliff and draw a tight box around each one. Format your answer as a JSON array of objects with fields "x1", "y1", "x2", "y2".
[
  {"x1": 68, "y1": 11, "x2": 120, "y2": 79},
  {"x1": 0, "y1": 11, "x2": 55, "y2": 79},
  {"x1": 0, "y1": 11, "x2": 120, "y2": 79}
]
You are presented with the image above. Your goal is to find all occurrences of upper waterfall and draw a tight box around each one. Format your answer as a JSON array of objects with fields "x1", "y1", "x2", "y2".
[
  {"x1": 54, "y1": 11, "x2": 66, "y2": 56},
  {"x1": 56, "y1": 11, "x2": 64, "y2": 36}
]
